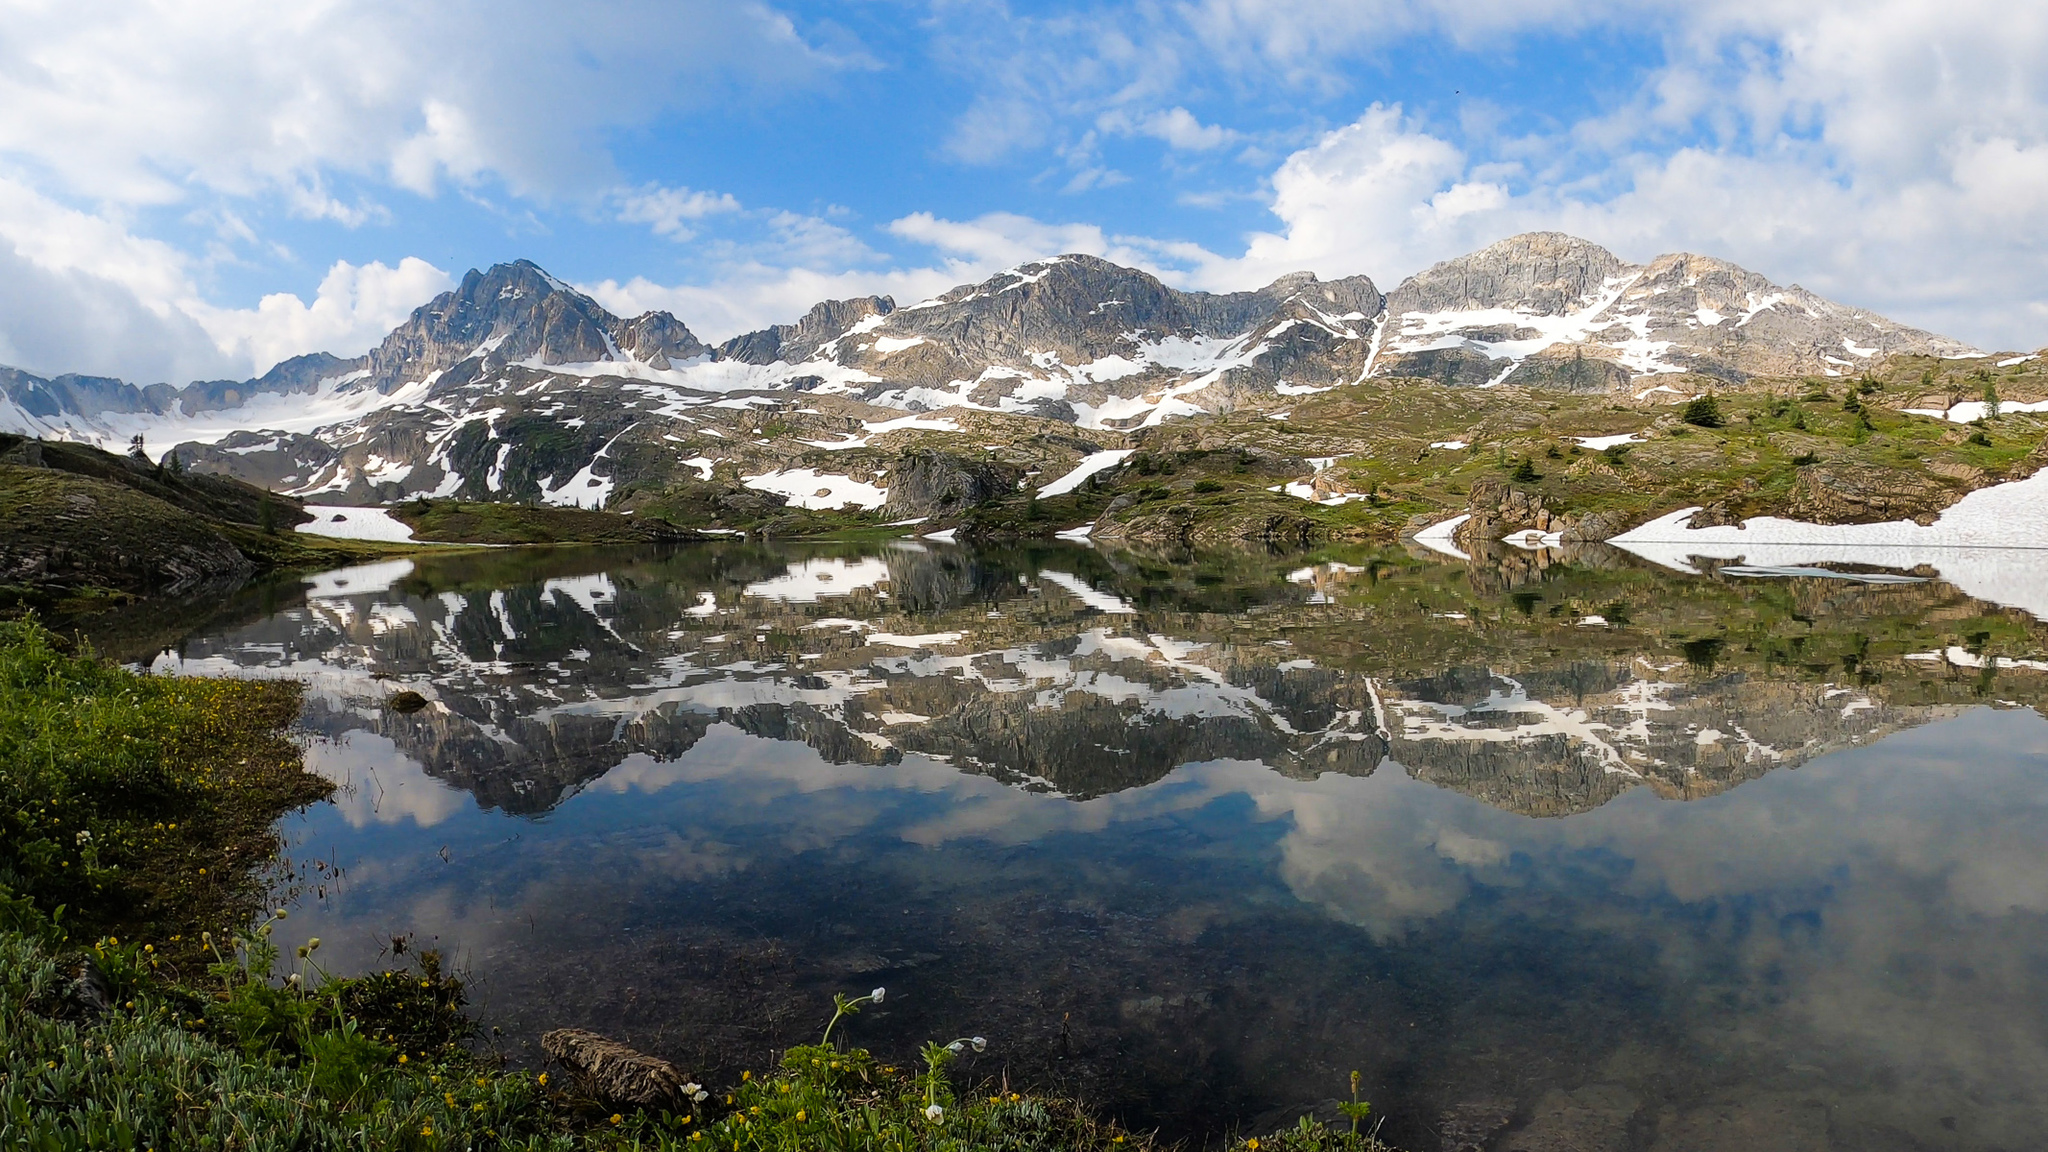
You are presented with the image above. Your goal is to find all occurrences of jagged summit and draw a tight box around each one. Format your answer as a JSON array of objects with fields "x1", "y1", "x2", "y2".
[
  {"x1": 358, "y1": 260, "x2": 711, "y2": 394},
  {"x1": 1374, "y1": 232, "x2": 1978, "y2": 388},
  {"x1": 0, "y1": 237, "x2": 1996, "y2": 507}
]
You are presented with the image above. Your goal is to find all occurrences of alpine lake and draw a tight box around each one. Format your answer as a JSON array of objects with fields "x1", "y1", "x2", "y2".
[{"x1": 102, "y1": 534, "x2": 2048, "y2": 1151}]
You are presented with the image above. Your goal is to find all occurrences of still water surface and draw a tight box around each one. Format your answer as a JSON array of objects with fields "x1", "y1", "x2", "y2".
[{"x1": 148, "y1": 540, "x2": 2048, "y2": 1150}]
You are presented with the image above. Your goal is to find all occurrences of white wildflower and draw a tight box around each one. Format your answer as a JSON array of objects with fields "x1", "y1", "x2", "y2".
[
  {"x1": 924, "y1": 1105, "x2": 944, "y2": 1124},
  {"x1": 970, "y1": 1037, "x2": 987, "y2": 1053},
  {"x1": 870, "y1": 987, "x2": 886, "y2": 1003}
]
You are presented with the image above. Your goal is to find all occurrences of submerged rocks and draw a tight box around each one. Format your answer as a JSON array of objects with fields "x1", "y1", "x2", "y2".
[{"x1": 540, "y1": 1028, "x2": 691, "y2": 1106}]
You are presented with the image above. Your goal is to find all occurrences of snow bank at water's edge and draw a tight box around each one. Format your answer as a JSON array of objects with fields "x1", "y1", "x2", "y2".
[{"x1": 1607, "y1": 467, "x2": 2048, "y2": 618}]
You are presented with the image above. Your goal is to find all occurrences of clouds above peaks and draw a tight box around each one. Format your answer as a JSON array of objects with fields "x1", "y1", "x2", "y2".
[
  {"x1": 616, "y1": 185, "x2": 744, "y2": 241},
  {"x1": 887, "y1": 211, "x2": 1169, "y2": 272},
  {"x1": 0, "y1": 0, "x2": 852, "y2": 204},
  {"x1": 0, "y1": 243, "x2": 230, "y2": 384},
  {"x1": 194, "y1": 258, "x2": 455, "y2": 376},
  {"x1": 1211, "y1": 105, "x2": 1502, "y2": 289},
  {"x1": 0, "y1": 175, "x2": 447, "y2": 381},
  {"x1": 586, "y1": 264, "x2": 968, "y2": 346}
]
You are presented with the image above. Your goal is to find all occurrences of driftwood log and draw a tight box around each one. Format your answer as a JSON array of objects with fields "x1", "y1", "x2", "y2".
[{"x1": 540, "y1": 1028, "x2": 688, "y2": 1106}]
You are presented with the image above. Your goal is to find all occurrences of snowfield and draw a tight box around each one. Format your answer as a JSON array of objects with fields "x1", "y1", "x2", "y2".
[
  {"x1": 294, "y1": 506, "x2": 416, "y2": 542},
  {"x1": 1607, "y1": 467, "x2": 2048, "y2": 618},
  {"x1": 1036, "y1": 449, "x2": 1134, "y2": 498},
  {"x1": 741, "y1": 468, "x2": 889, "y2": 510}
]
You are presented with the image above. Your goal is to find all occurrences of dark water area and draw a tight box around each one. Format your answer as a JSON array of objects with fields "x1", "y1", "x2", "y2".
[{"x1": 143, "y1": 539, "x2": 2048, "y2": 1151}]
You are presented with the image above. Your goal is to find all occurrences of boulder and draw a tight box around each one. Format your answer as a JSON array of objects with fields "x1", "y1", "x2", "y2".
[
  {"x1": 884, "y1": 450, "x2": 1024, "y2": 519},
  {"x1": 540, "y1": 1028, "x2": 690, "y2": 1106}
]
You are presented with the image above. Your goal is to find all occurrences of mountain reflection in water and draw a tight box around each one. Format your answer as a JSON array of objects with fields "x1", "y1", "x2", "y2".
[{"x1": 151, "y1": 540, "x2": 2048, "y2": 1150}]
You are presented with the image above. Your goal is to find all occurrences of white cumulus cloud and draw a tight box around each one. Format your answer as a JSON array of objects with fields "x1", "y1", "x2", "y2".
[
  {"x1": 195, "y1": 258, "x2": 456, "y2": 375},
  {"x1": 616, "y1": 185, "x2": 743, "y2": 240}
]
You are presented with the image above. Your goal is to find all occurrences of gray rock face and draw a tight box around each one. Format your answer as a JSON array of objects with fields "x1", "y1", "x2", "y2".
[
  {"x1": 0, "y1": 236, "x2": 1990, "y2": 512},
  {"x1": 720, "y1": 295, "x2": 895, "y2": 365},
  {"x1": 808, "y1": 254, "x2": 1384, "y2": 422},
  {"x1": 357, "y1": 260, "x2": 709, "y2": 393},
  {"x1": 1388, "y1": 232, "x2": 1632, "y2": 316},
  {"x1": 173, "y1": 431, "x2": 339, "y2": 495},
  {"x1": 882, "y1": 449, "x2": 1025, "y2": 518},
  {"x1": 1378, "y1": 231, "x2": 1976, "y2": 384}
]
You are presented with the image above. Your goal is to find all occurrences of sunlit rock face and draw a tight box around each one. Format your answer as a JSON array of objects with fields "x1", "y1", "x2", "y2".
[
  {"x1": 3, "y1": 233, "x2": 1981, "y2": 517},
  {"x1": 1375, "y1": 232, "x2": 1974, "y2": 387}
]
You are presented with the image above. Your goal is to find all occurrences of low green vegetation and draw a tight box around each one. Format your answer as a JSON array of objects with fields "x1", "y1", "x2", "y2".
[
  {"x1": 0, "y1": 617, "x2": 1393, "y2": 1150},
  {"x1": 1040, "y1": 361, "x2": 2048, "y2": 546},
  {"x1": 389, "y1": 499, "x2": 699, "y2": 545},
  {"x1": 0, "y1": 436, "x2": 409, "y2": 617}
]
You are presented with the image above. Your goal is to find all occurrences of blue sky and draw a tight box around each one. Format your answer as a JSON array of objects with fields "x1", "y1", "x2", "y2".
[{"x1": 1, "y1": 0, "x2": 2044, "y2": 382}]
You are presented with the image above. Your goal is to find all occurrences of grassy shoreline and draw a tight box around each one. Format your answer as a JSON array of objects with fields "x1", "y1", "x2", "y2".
[{"x1": 0, "y1": 619, "x2": 1392, "y2": 1151}]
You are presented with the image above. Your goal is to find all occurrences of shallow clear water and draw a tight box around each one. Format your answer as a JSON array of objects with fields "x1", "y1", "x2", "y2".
[{"x1": 148, "y1": 540, "x2": 2048, "y2": 1150}]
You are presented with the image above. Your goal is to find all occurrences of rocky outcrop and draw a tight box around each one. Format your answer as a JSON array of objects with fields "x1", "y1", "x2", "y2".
[
  {"x1": 0, "y1": 467, "x2": 255, "y2": 593},
  {"x1": 883, "y1": 449, "x2": 1025, "y2": 519},
  {"x1": 720, "y1": 295, "x2": 894, "y2": 365},
  {"x1": 1782, "y1": 462, "x2": 1969, "y2": 525},
  {"x1": 1501, "y1": 347, "x2": 1634, "y2": 392}
]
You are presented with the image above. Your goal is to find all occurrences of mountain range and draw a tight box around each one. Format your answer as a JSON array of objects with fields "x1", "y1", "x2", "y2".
[{"x1": 0, "y1": 233, "x2": 1998, "y2": 513}]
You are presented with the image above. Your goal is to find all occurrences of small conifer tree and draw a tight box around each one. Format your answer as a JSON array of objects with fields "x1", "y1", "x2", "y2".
[{"x1": 1680, "y1": 394, "x2": 1726, "y2": 428}]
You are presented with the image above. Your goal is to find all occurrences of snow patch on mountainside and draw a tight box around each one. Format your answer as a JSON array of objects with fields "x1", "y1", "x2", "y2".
[
  {"x1": 742, "y1": 467, "x2": 888, "y2": 510},
  {"x1": 1036, "y1": 449, "x2": 1133, "y2": 497},
  {"x1": 295, "y1": 506, "x2": 416, "y2": 542}
]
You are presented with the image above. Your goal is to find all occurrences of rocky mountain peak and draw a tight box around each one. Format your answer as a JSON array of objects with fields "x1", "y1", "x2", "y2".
[
  {"x1": 1388, "y1": 232, "x2": 1632, "y2": 316},
  {"x1": 359, "y1": 261, "x2": 707, "y2": 393},
  {"x1": 720, "y1": 295, "x2": 896, "y2": 366}
]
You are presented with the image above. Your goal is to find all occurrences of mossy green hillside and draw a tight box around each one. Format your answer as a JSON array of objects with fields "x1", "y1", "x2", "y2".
[
  {"x1": 0, "y1": 437, "x2": 413, "y2": 612},
  {"x1": 389, "y1": 499, "x2": 699, "y2": 545},
  {"x1": 1040, "y1": 367, "x2": 2048, "y2": 545}
]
